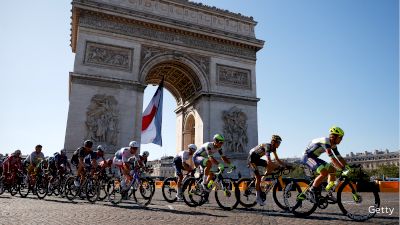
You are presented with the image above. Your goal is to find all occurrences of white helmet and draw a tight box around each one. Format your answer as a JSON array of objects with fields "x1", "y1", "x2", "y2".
[
  {"x1": 188, "y1": 144, "x2": 197, "y2": 151},
  {"x1": 142, "y1": 151, "x2": 149, "y2": 157},
  {"x1": 129, "y1": 141, "x2": 140, "y2": 148}
]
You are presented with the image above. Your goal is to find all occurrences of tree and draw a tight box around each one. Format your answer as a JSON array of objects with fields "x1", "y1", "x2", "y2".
[{"x1": 366, "y1": 164, "x2": 399, "y2": 179}]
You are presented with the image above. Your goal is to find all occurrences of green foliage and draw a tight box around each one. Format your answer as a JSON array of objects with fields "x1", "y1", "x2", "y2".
[
  {"x1": 286, "y1": 164, "x2": 307, "y2": 178},
  {"x1": 365, "y1": 164, "x2": 399, "y2": 179}
]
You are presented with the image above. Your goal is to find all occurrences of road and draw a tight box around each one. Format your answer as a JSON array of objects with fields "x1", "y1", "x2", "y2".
[{"x1": 0, "y1": 190, "x2": 398, "y2": 225}]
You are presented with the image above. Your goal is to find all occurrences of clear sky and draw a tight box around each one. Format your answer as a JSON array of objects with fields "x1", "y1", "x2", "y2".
[{"x1": 0, "y1": 0, "x2": 398, "y2": 161}]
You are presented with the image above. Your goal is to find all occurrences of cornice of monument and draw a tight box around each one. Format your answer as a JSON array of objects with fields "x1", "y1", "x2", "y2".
[
  {"x1": 70, "y1": 0, "x2": 264, "y2": 56},
  {"x1": 69, "y1": 72, "x2": 146, "y2": 91},
  {"x1": 164, "y1": 0, "x2": 256, "y2": 22}
]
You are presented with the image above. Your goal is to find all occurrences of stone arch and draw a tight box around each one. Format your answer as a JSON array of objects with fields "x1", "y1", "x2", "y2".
[
  {"x1": 182, "y1": 112, "x2": 196, "y2": 150},
  {"x1": 139, "y1": 52, "x2": 209, "y2": 105}
]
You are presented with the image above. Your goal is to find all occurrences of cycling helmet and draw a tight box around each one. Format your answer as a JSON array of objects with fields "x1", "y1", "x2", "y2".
[
  {"x1": 54, "y1": 152, "x2": 60, "y2": 157},
  {"x1": 213, "y1": 134, "x2": 225, "y2": 142},
  {"x1": 97, "y1": 150, "x2": 104, "y2": 157},
  {"x1": 13, "y1": 149, "x2": 21, "y2": 156},
  {"x1": 329, "y1": 126, "x2": 344, "y2": 137},
  {"x1": 97, "y1": 145, "x2": 103, "y2": 151},
  {"x1": 271, "y1": 135, "x2": 282, "y2": 142},
  {"x1": 188, "y1": 144, "x2": 197, "y2": 151},
  {"x1": 142, "y1": 151, "x2": 149, "y2": 157},
  {"x1": 84, "y1": 140, "x2": 93, "y2": 148},
  {"x1": 129, "y1": 141, "x2": 140, "y2": 148},
  {"x1": 60, "y1": 149, "x2": 66, "y2": 154}
]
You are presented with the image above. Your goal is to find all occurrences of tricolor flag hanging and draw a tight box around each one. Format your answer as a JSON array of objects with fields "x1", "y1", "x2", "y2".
[{"x1": 141, "y1": 77, "x2": 164, "y2": 146}]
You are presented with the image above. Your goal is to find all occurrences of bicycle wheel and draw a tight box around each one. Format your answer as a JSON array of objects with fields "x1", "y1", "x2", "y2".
[
  {"x1": 49, "y1": 177, "x2": 60, "y2": 196},
  {"x1": 9, "y1": 183, "x2": 19, "y2": 196},
  {"x1": 108, "y1": 178, "x2": 123, "y2": 205},
  {"x1": 132, "y1": 178, "x2": 153, "y2": 207},
  {"x1": 0, "y1": 177, "x2": 5, "y2": 195},
  {"x1": 284, "y1": 181, "x2": 317, "y2": 218},
  {"x1": 35, "y1": 177, "x2": 48, "y2": 199},
  {"x1": 59, "y1": 176, "x2": 68, "y2": 198},
  {"x1": 86, "y1": 178, "x2": 100, "y2": 203},
  {"x1": 162, "y1": 177, "x2": 178, "y2": 203},
  {"x1": 18, "y1": 175, "x2": 30, "y2": 198},
  {"x1": 237, "y1": 178, "x2": 257, "y2": 208},
  {"x1": 337, "y1": 180, "x2": 380, "y2": 221},
  {"x1": 98, "y1": 179, "x2": 109, "y2": 201},
  {"x1": 64, "y1": 176, "x2": 79, "y2": 201},
  {"x1": 182, "y1": 177, "x2": 202, "y2": 207},
  {"x1": 214, "y1": 178, "x2": 240, "y2": 210},
  {"x1": 273, "y1": 179, "x2": 292, "y2": 211}
]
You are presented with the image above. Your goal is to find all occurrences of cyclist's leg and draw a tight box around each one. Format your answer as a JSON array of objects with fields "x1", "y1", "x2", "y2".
[
  {"x1": 203, "y1": 159, "x2": 212, "y2": 186},
  {"x1": 249, "y1": 154, "x2": 264, "y2": 194},
  {"x1": 312, "y1": 158, "x2": 329, "y2": 189},
  {"x1": 173, "y1": 157, "x2": 183, "y2": 196}
]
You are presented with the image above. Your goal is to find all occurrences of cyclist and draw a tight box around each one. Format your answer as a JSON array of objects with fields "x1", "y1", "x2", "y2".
[
  {"x1": 2, "y1": 150, "x2": 22, "y2": 179},
  {"x1": 25, "y1": 145, "x2": 45, "y2": 177},
  {"x1": 54, "y1": 149, "x2": 72, "y2": 174},
  {"x1": 174, "y1": 144, "x2": 197, "y2": 200},
  {"x1": 70, "y1": 140, "x2": 96, "y2": 187},
  {"x1": 193, "y1": 134, "x2": 234, "y2": 192},
  {"x1": 83, "y1": 146, "x2": 105, "y2": 172},
  {"x1": 137, "y1": 150, "x2": 149, "y2": 168},
  {"x1": 98, "y1": 158, "x2": 113, "y2": 175},
  {"x1": 113, "y1": 141, "x2": 140, "y2": 189},
  {"x1": 0, "y1": 153, "x2": 4, "y2": 175},
  {"x1": 248, "y1": 135, "x2": 286, "y2": 206},
  {"x1": 301, "y1": 126, "x2": 349, "y2": 203}
]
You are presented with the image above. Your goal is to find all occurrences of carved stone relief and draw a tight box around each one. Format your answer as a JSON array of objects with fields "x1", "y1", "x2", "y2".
[
  {"x1": 122, "y1": 0, "x2": 256, "y2": 37},
  {"x1": 84, "y1": 41, "x2": 133, "y2": 71},
  {"x1": 86, "y1": 94, "x2": 119, "y2": 147},
  {"x1": 217, "y1": 64, "x2": 251, "y2": 89},
  {"x1": 79, "y1": 13, "x2": 256, "y2": 60},
  {"x1": 223, "y1": 107, "x2": 248, "y2": 153}
]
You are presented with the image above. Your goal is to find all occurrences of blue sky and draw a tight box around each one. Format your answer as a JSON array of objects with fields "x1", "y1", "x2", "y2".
[{"x1": 0, "y1": 0, "x2": 398, "y2": 161}]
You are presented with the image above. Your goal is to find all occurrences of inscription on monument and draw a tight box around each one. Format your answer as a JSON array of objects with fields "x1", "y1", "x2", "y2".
[
  {"x1": 84, "y1": 42, "x2": 133, "y2": 71},
  {"x1": 217, "y1": 64, "x2": 251, "y2": 89}
]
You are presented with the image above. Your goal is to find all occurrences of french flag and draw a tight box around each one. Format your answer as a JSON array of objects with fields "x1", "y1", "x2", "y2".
[{"x1": 141, "y1": 78, "x2": 164, "y2": 146}]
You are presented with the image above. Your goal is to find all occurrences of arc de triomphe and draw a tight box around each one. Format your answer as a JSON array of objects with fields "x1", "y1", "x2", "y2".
[{"x1": 64, "y1": 0, "x2": 264, "y2": 176}]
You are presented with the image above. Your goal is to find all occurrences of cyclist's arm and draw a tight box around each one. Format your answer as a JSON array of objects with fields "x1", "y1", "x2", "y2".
[
  {"x1": 272, "y1": 151, "x2": 285, "y2": 166},
  {"x1": 219, "y1": 150, "x2": 231, "y2": 165},
  {"x1": 206, "y1": 146, "x2": 218, "y2": 165},
  {"x1": 332, "y1": 147, "x2": 347, "y2": 168},
  {"x1": 266, "y1": 150, "x2": 273, "y2": 164},
  {"x1": 326, "y1": 148, "x2": 343, "y2": 169}
]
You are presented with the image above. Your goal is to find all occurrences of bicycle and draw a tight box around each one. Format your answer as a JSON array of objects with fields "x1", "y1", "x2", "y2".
[
  {"x1": 237, "y1": 165, "x2": 294, "y2": 210},
  {"x1": 64, "y1": 169, "x2": 100, "y2": 203},
  {"x1": 182, "y1": 165, "x2": 239, "y2": 210},
  {"x1": 283, "y1": 164, "x2": 380, "y2": 221},
  {"x1": 161, "y1": 170, "x2": 195, "y2": 203},
  {"x1": 108, "y1": 166, "x2": 154, "y2": 208}
]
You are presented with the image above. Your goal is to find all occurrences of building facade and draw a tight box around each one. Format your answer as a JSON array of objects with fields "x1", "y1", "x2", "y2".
[
  {"x1": 344, "y1": 149, "x2": 399, "y2": 170},
  {"x1": 147, "y1": 156, "x2": 175, "y2": 179}
]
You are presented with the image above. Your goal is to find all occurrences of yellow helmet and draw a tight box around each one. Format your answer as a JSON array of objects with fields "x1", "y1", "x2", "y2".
[{"x1": 330, "y1": 126, "x2": 344, "y2": 137}]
